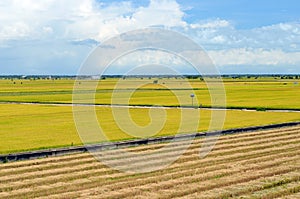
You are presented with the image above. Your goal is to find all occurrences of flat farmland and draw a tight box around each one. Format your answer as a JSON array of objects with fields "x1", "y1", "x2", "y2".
[
  {"x1": 0, "y1": 78, "x2": 300, "y2": 109},
  {"x1": 1, "y1": 77, "x2": 300, "y2": 154},
  {"x1": 1, "y1": 103, "x2": 300, "y2": 154},
  {"x1": 0, "y1": 125, "x2": 299, "y2": 198}
]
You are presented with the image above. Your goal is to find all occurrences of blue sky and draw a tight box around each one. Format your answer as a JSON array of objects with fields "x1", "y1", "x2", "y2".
[
  {"x1": 0, "y1": 0, "x2": 299, "y2": 75},
  {"x1": 180, "y1": 0, "x2": 300, "y2": 28}
]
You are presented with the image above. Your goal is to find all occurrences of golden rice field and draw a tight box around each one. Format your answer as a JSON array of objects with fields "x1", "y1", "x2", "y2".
[
  {"x1": 1, "y1": 78, "x2": 300, "y2": 109},
  {"x1": 1, "y1": 103, "x2": 300, "y2": 154},
  {"x1": 0, "y1": 77, "x2": 300, "y2": 154},
  {"x1": 0, "y1": 125, "x2": 299, "y2": 198}
]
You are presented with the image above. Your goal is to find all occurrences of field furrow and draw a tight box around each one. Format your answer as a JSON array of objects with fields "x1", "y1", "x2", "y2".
[
  {"x1": 0, "y1": 126, "x2": 299, "y2": 198},
  {"x1": 2, "y1": 127, "x2": 299, "y2": 184},
  {"x1": 181, "y1": 172, "x2": 300, "y2": 199},
  {"x1": 2, "y1": 131, "x2": 300, "y2": 195},
  {"x1": 20, "y1": 143, "x2": 300, "y2": 197}
]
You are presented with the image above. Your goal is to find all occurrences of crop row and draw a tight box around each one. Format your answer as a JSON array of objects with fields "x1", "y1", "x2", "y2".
[{"x1": 0, "y1": 126, "x2": 299, "y2": 198}]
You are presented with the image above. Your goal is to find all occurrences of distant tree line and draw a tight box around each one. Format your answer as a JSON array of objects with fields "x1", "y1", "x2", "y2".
[{"x1": 0, "y1": 74, "x2": 299, "y2": 80}]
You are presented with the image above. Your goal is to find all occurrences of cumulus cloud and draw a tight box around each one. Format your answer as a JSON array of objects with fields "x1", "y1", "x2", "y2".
[
  {"x1": 187, "y1": 20, "x2": 300, "y2": 52},
  {"x1": 0, "y1": 0, "x2": 300, "y2": 74},
  {"x1": 1, "y1": 0, "x2": 299, "y2": 50},
  {"x1": 0, "y1": 22, "x2": 31, "y2": 40},
  {"x1": 190, "y1": 19, "x2": 231, "y2": 29},
  {"x1": 104, "y1": 49, "x2": 196, "y2": 75},
  {"x1": 132, "y1": 0, "x2": 186, "y2": 28},
  {"x1": 208, "y1": 48, "x2": 300, "y2": 66},
  {"x1": 0, "y1": 0, "x2": 186, "y2": 42},
  {"x1": 64, "y1": 0, "x2": 187, "y2": 41}
]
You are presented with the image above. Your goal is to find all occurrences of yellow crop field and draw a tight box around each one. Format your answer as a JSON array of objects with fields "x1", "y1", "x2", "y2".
[
  {"x1": 0, "y1": 78, "x2": 299, "y2": 109},
  {"x1": 0, "y1": 103, "x2": 299, "y2": 154}
]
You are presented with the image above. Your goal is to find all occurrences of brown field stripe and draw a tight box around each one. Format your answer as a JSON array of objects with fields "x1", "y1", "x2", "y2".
[
  {"x1": 150, "y1": 162, "x2": 300, "y2": 199},
  {"x1": 180, "y1": 172, "x2": 300, "y2": 199},
  {"x1": 264, "y1": 184, "x2": 300, "y2": 199},
  {"x1": 0, "y1": 131, "x2": 298, "y2": 187},
  {"x1": 2, "y1": 143, "x2": 299, "y2": 196},
  {"x1": 4, "y1": 140, "x2": 300, "y2": 199},
  {"x1": 80, "y1": 157, "x2": 300, "y2": 198},
  {"x1": 10, "y1": 153, "x2": 300, "y2": 199},
  {"x1": 275, "y1": 186, "x2": 300, "y2": 199},
  {"x1": 123, "y1": 126, "x2": 300, "y2": 153},
  {"x1": 0, "y1": 152, "x2": 91, "y2": 170},
  {"x1": 89, "y1": 127, "x2": 300, "y2": 161},
  {"x1": 1, "y1": 127, "x2": 298, "y2": 179},
  {"x1": 0, "y1": 130, "x2": 299, "y2": 186},
  {"x1": 234, "y1": 179, "x2": 300, "y2": 199},
  {"x1": 39, "y1": 128, "x2": 300, "y2": 169},
  {"x1": 1, "y1": 126, "x2": 298, "y2": 198},
  {"x1": 39, "y1": 156, "x2": 300, "y2": 199},
  {"x1": 97, "y1": 131, "x2": 300, "y2": 164},
  {"x1": 0, "y1": 125, "x2": 298, "y2": 171},
  {"x1": 95, "y1": 133, "x2": 300, "y2": 170}
]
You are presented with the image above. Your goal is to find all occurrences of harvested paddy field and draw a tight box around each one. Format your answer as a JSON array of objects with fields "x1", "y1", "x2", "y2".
[{"x1": 0, "y1": 125, "x2": 299, "y2": 198}]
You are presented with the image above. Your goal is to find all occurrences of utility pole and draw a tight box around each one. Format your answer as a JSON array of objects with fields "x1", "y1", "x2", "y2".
[{"x1": 190, "y1": 94, "x2": 195, "y2": 107}]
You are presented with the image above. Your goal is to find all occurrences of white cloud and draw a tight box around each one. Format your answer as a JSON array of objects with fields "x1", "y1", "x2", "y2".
[
  {"x1": 105, "y1": 49, "x2": 197, "y2": 75},
  {"x1": 132, "y1": 0, "x2": 186, "y2": 28},
  {"x1": 1, "y1": 0, "x2": 299, "y2": 51},
  {"x1": 0, "y1": 0, "x2": 300, "y2": 74},
  {"x1": 0, "y1": 0, "x2": 186, "y2": 42},
  {"x1": 113, "y1": 50, "x2": 188, "y2": 66},
  {"x1": 0, "y1": 22, "x2": 31, "y2": 40},
  {"x1": 52, "y1": 50, "x2": 76, "y2": 58},
  {"x1": 0, "y1": 0, "x2": 54, "y2": 40},
  {"x1": 208, "y1": 48, "x2": 300, "y2": 66},
  {"x1": 66, "y1": 0, "x2": 186, "y2": 41},
  {"x1": 186, "y1": 19, "x2": 300, "y2": 52},
  {"x1": 190, "y1": 19, "x2": 231, "y2": 29},
  {"x1": 42, "y1": 26, "x2": 53, "y2": 34}
]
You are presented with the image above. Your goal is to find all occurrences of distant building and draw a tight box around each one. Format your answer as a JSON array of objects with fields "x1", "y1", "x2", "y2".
[{"x1": 91, "y1": 75, "x2": 100, "y2": 80}]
